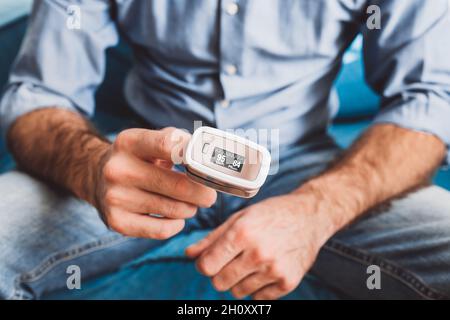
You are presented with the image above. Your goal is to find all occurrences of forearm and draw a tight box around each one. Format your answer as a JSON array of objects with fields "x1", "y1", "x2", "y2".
[
  {"x1": 294, "y1": 124, "x2": 446, "y2": 233},
  {"x1": 7, "y1": 107, "x2": 110, "y2": 205}
]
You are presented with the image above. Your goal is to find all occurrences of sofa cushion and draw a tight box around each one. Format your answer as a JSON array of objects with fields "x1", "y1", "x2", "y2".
[
  {"x1": 0, "y1": 0, "x2": 32, "y2": 27},
  {"x1": 0, "y1": 1, "x2": 32, "y2": 173},
  {"x1": 334, "y1": 35, "x2": 380, "y2": 120}
]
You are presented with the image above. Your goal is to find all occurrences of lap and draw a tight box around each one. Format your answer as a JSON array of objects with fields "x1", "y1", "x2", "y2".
[
  {"x1": 2, "y1": 142, "x2": 450, "y2": 300},
  {"x1": 0, "y1": 171, "x2": 161, "y2": 299},
  {"x1": 0, "y1": 143, "x2": 338, "y2": 300},
  {"x1": 312, "y1": 185, "x2": 450, "y2": 299}
]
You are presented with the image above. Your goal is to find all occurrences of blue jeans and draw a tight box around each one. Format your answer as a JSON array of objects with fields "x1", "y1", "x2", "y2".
[{"x1": 1, "y1": 137, "x2": 450, "y2": 299}]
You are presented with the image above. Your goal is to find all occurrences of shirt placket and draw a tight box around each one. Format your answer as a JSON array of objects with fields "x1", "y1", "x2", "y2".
[{"x1": 215, "y1": 0, "x2": 245, "y2": 129}]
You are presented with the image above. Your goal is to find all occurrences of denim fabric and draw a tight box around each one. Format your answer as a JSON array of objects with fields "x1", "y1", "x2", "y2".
[
  {"x1": 1, "y1": 137, "x2": 450, "y2": 299},
  {"x1": 44, "y1": 230, "x2": 338, "y2": 300}
]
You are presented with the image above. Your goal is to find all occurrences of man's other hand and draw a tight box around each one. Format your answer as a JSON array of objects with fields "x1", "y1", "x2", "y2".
[{"x1": 185, "y1": 193, "x2": 335, "y2": 300}]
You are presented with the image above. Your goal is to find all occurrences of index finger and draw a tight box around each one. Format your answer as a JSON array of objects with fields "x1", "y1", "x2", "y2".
[{"x1": 195, "y1": 224, "x2": 245, "y2": 277}]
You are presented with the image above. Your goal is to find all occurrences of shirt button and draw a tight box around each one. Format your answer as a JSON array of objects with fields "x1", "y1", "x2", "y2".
[
  {"x1": 224, "y1": 64, "x2": 237, "y2": 76},
  {"x1": 226, "y1": 2, "x2": 239, "y2": 16},
  {"x1": 219, "y1": 99, "x2": 231, "y2": 109}
]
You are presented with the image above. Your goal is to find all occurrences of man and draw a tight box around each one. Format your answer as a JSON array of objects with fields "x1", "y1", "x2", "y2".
[{"x1": 0, "y1": 0, "x2": 449, "y2": 300}]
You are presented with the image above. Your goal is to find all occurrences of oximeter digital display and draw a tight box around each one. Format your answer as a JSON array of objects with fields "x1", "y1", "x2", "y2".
[
  {"x1": 183, "y1": 127, "x2": 271, "y2": 198},
  {"x1": 210, "y1": 147, "x2": 245, "y2": 173}
]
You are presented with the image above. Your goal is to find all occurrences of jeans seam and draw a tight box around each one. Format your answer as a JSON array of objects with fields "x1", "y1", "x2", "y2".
[
  {"x1": 8, "y1": 234, "x2": 130, "y2": 300},
  {"x1": 323, "y1": 240, "x2": 449, "y2": 300}
]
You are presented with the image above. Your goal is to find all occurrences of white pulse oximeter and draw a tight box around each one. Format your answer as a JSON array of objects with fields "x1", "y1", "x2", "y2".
[{"x1": 183, "y1": 127, "x2": 271, "y2": 198}]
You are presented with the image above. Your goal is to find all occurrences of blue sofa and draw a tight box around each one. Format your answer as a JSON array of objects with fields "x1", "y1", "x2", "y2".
[{"x1": 1, "y1": 1, "x2": 448, "y2": 299}]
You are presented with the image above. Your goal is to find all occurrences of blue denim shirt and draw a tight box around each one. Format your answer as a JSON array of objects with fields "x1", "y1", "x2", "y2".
[{"x1": 1, "y1": 0, "x2": 450, "y2": 163}]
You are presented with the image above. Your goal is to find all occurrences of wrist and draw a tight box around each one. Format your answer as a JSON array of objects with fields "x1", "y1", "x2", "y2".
[
  {"x1": 291, "y1": 174, "x2": 361, "y2": 236},
  {"x1": 72, "y1": 136, "x2": 111, "y2": 207}
]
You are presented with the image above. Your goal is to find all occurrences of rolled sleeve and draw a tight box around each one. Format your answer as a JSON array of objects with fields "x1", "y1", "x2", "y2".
[
  {"x1": 363, "y1": 0, "x2": 450, "y2": 164},
  {"x1": 0, "y1": 0, "x2": 119, "y2": 140}
]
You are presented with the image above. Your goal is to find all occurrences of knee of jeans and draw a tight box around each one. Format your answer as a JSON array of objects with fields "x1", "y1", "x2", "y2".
[
  {"x1": 0, "y1": 171, "x2": 61, "y2": 243},
  {"x1": 0, "y1": 170, "x2": 58, "y2": 222},
  {"x1": 0, "y1": 172, "x2": 47, "y2": 298},
  {"x1": 0, "y1": 171, "x2": 100, "y2": 299},
  {"x1": 321, "y1": 185, "x2": 450, "y2": 299},
  {"x1": 382, "y1": 185, "x2": 450, "y2": 236}
]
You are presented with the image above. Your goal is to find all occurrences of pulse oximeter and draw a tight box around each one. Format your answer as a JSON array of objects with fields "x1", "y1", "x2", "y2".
[{"x1": 183, "y1": 127, "x2": 271, "y2": 198}]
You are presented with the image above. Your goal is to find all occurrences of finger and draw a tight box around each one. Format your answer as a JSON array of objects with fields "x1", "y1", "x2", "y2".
[
  {"x1": 195, "y1": 225, "x2": 245, "y2": 277},
  {"x1": 117, "y1": 127, "x2": 191, "y2": 163},
  {"x1": 154, "y1": 159, "x2": 174, "y2": 170},
  {"x1": 231, "y1": 273, "x2": 276, "y2": 299},
  {"x1": 121, "y1": 155, "x2": 217, "y2": 208},
  {"x1": 141, "y1": 164, "x2": 217, "y2": 208},
  {"x1": 185, "y1": 212, "x2": 243, "y2": 258},
  {"x1": 108, "y1": 209, "x2": 185, "y2": 240},
  {"x1": 252, "y1": 283, "x2": 291, "y2": 300},
  {"x1": 211, "y1": 251, "x2": 258, "y2": 292},
  {"x1": 106, "y1": 186, "x2": 197, "y2": 219}
]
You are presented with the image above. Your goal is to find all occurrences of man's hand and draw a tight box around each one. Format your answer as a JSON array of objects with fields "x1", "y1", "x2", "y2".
[
  {"x1": 92, "y1": 127, "x2": 217, "y2": 239},
  {"x1": 185, "y1": 193, "x2": 335, "y2": 300},
  {"x1": 8, "y1": 108, "x2": 217, "y2": 240}
]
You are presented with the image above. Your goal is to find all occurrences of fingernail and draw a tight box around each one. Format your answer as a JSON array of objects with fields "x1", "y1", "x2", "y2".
[{"x1": 186, "y1": 244, "x2": 196, "y2": 252}]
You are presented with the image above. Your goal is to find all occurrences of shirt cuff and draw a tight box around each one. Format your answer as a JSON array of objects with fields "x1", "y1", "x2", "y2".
[
  {"x1": 373, "y1": 93, "x2": 450, "y2": 166},
  {"x1": 0, "y1": 83, "x2": 79, "y2": 143}
]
